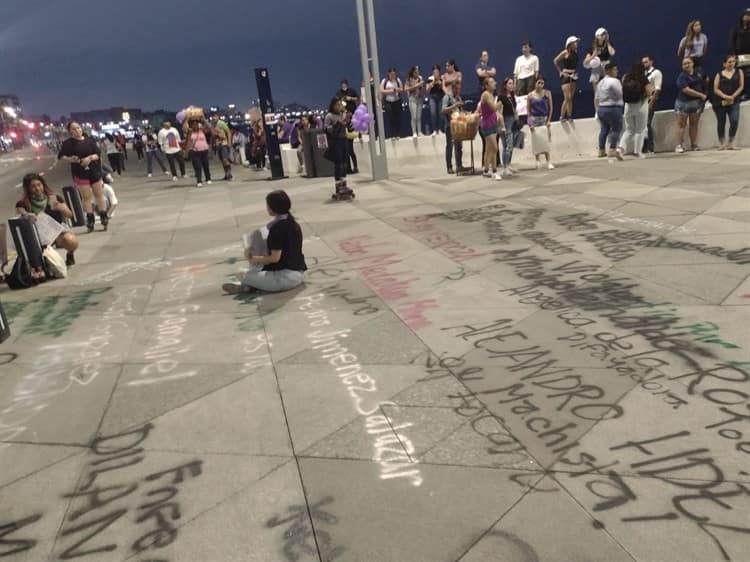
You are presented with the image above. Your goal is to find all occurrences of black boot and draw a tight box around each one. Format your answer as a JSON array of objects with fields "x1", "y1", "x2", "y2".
[
  {"x1": 66, "y1": 253, "x2": 75, "y2": 266},
  {"x1": 99, "y1": 212, "x2": 109, "y2": 231},
  {"x1": 86, "y1": 213, "x2": 95, "y2": 232}
]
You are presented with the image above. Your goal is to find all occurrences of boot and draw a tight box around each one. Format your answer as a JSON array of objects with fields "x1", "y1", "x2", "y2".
[
  {"x1": 99, "y1": 212, "x2": 109, "y2": 231},
  {"x1": 86, "y1": 213, "x2": 95, "y2": 232}
]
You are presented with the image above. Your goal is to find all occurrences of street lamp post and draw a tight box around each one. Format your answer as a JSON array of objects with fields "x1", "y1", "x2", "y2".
[{"x1": 356, "y1": 0, "x2": 388, "y2": 181}]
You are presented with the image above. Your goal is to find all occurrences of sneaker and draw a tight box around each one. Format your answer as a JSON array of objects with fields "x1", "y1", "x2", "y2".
[
  {"x1": 482, "y1": 169, "x2": 491, "y2": 177},
  {"x1": 206, "y1": 180, "x2": 212, "y2": 185},
  {"x1": 432, "y1": 131, "x2": 437, "y2": 137},
  {"x1": 164, "y1": 170, "x2": 171, "y2": 175},
  {"x1": 675, "y1": 145, "x2": 685, "y2": 154},
  {"x1": 147, "y1": 173, "x2": 152, "y2": 178},
  {"x1": 547, "y1": 162, "x2": 555, "y2": 170},
  {"x1": 413, "y1": 134, "x2": 417, "y2": 139},
  {"x1": 447, "y1": 167, "x2": 455, "y2": 174},
  {"x1": 172, "y1": 176, "x2": 178, "y2": 181},
  {"x1": 86, "y1": 214, "x2": 95, "y2": 232},
  {"x1": 502, "y1": 168, "x2": 511, "y2": 178},
  {"x1": 691, "y1": 145, "x2": 700, "y2": 152},
  {"x1": 493, "y1": 172, "x2": 503, "y2": 181},
  {"x1": 196, "y1": 182, "x2": 204, "y2": 187},
  {"x1": 508, "y1": 166, "x2": 518, "y2": 174},
  {"x1": 636, "y1": 153, "x2": 646, "y2": 159},
  {"x1": 615, "y1": 148, "x2": 624, "y2": 161},
  {"x1": 598, "y1": 149, "x2": 607, "y2": 158},
  {"x1": 65, "y1": 253, "x2": 75, "y2": 267},
  {"x1": 222, "y1": 283, "x2": 250, "y2": 295}
]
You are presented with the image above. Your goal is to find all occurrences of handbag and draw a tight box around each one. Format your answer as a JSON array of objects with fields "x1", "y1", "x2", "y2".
[{"x1": 43, "y1": 246, "x2": 67, "y2": 279}]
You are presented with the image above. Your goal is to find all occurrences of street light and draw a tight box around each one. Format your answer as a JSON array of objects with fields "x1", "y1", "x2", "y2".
[{"x1": 2, "y1": 107, "x2": 16, "y2": 119}]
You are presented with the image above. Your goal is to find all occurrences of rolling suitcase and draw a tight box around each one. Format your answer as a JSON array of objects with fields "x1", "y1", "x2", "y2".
[{"x1": 62, "y1": 185, "x2": 86, "y2": 227}]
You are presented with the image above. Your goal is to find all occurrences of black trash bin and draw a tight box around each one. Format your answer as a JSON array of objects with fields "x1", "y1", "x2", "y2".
[{"x1": 302, "y1": 129, "x2": 335, "y2": 178}]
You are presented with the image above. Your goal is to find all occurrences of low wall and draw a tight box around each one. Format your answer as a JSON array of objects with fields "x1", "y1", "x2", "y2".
[{"x1": 281, "y1": 101, "x2": 749, "y2": 175}]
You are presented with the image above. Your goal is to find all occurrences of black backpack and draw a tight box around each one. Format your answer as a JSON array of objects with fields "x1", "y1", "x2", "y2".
[
  {"x1": 622, "y1": 76, "x2": 643, "y2": 104},
  {"x1": 5, "y1": 256, "x2": 35, "y2": 290}
]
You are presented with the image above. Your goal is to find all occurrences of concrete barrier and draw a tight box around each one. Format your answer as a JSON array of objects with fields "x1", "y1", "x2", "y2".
[{"x1": 280, "y1": 101, "x2": 750, "y2": 176}]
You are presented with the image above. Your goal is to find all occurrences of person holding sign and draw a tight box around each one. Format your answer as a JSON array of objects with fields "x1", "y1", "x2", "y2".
[{"x1": 15, "y1": 173, "x2": 78, "y2": 266}]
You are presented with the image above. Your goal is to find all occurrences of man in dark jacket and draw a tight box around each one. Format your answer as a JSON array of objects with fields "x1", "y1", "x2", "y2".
[{"x1": 729, "y1": 8, "x2": 750, "y2": 98}]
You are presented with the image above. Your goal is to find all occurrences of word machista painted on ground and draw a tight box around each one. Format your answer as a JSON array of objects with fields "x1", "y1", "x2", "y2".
[
  {"x1": 337, "y1": 235, "x2": 438, "y2": 330},
  {"x1": 297, "y1": 293, "x2": 423, "y2": 486},
  {"x1": 438, "y1": 317, "x2": 750, "y2": 561},
  {"x1": 0, "y1": 424, "x2": 203, "y2": 560}
]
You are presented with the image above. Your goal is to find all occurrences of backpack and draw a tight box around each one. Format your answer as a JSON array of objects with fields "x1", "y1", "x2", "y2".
[
  {"x1": 6, "y1": 256, "x2": 35, "y2": 290},
  {"x1": 622, "y1": 76, "x2": 643, "y2": 104}
]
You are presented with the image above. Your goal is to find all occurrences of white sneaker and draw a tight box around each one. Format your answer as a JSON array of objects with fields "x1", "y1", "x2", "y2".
[
  {"x1": 413, "y1": 134, "x2": 417, "y2": 139},
  {"x1": 493, "y1": 172, "x2": 503, "y2": 181},
  {"x1": 196, "y1": 182, "x2": 203, "y2": 187},
  {"x1": 206, "y1": 180, "x2": 212, "y2": 185},
  {"x1": 615, "y1": 148, "x2": 624, "y2": 161},
  {"x1": 165, "y1": 170, "x2": 171, "y2": 176},
  {"x1": 675, "y1": 145, "x2": 685, "y2": 154},
  {"x1": 636, "y1": 153, "x2": 646, "y2": 159},
  {"x1": 547, "y1": 162, "x2": 555, "y2": 170},
  {"x1": 147, "y1": 173, "x2": 152, "y2": 178},
  {"x1": 482, "y1": 169, "x2": 492, "y2": 177},
  {"x1": 502, "y1": 168, "x2": 511, "y2": 178},
  {"x1": 172, "y1": 176, "x2": 178, "y2": 181},
  {"x1": 432, "y1": 131, "x2": 437, "y2": 137},
  {"x1": 508, "y1": 166, "x2": 518, "y2": 174}
]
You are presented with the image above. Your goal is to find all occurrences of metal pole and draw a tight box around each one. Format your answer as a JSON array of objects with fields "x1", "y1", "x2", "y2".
[
  {"x1": 356, "y1": 0, "x2": 388, "y2": 180},
  {"x1": 366, "y1": 0, "x2": 388, "y2": 169}
]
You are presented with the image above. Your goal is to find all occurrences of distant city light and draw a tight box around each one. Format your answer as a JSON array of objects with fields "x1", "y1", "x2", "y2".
[
  {"x1": 228, "y1": 104, "x2": 236, "y2": 109},
  {"x1": 2, "y1": 106, "x2": 16, "y2": 118},
  {"x1": 122, "y1": 111, "x2": 130, "y2": 122}
]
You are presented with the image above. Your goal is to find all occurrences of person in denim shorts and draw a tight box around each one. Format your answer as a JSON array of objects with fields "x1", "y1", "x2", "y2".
[{"x1": 674, "y1": 57, "x2": 708, "y2": 153}]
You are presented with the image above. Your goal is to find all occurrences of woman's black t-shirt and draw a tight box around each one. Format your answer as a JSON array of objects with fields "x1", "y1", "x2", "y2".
[
  {"x1": 58, "y1": 136, "x2": 102, "y2": 179},
  {"x1": 499, "y1": 94, "x2": 516, "y2": 117},
  {"x1": 16, "y1": 195, "x2": 66, "y2": 223},
  {"x1": 264, "y1": 218, "x2": 307, "y2": 272}
]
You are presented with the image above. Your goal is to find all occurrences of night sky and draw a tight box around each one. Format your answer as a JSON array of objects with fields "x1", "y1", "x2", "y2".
[{"x1": 1, "y1": 0, "x2": 747, "y2": 118}]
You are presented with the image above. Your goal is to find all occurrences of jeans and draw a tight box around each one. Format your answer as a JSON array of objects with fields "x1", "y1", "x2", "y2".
[
  {"x1": 408, "y1": 96, "x2": 423, "y2": 136},
  {"x1": 145, "y1": 150, "x2": 166, "y2": 174},
  {"x1": 190, "y1": 150, "x2": 211, "y2": 183},
  {"x1": 500, "y1": 115, "x2": 517, "y2": 166},
  {"x1": 598, "y1": 106, "x2": 624, "y2": 150},
  {"x1": 166, "y1": 152, "x2": 186, "y2": 177},
  {"x1": 444, "y1": 124, "x2": 463, "y2": 170},
  {"x1": 429, "y1": 96, "x2": 444, "y2": 133},
  {"x1": 107, "y1": 153, "x2": 123, "y2": 175},
  {"x1": 242, "y1": 269, "x2": 304, "y2": 293},
  {"x1": 332, "y1": 137, "x2": 347, "y2": 181},
  {"x1": 645, "y1": 104, "x2": 656, "y2": 152},
  {"x1": 619, "y1": 101, "x2": 648, "y2": 155},
  {"x1": 346, "y1": 138, "x2": 358, "y2": 171},
  {"x1": 716, "y1": 102, "x2": 741, "y2": 141},
  {"x1": 384, "y1": 100, "x2": 402, "y2": 138}
]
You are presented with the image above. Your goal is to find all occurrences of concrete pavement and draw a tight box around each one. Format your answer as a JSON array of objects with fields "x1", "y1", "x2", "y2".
[{"x1": 1, "y1": 145, "x2": 749, "y2": 561}]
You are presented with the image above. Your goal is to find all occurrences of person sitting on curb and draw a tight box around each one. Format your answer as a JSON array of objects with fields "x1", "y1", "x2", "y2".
[
  {"x1": 15, "y1": 173, "x2": 78, "y2": 266},
  {"x1": 222, "y1": 190, "x2": 307, "y2": 294}
]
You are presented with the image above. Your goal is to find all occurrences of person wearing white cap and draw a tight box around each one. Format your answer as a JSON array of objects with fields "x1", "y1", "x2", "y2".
[
  {"x1": 554, "y1": 36, "x2": 580, "y2": 122},
  {"x1": 584, "y1": 28, "x2": 616, "y2": 114}
]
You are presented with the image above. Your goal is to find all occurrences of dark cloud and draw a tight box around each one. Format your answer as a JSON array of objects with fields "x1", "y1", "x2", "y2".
[{"x1": 0, "y1": 0, "x2": 745, "y2": 116}]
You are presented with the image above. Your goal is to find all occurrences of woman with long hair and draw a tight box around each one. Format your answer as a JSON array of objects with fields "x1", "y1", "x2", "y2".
[
  {"x1": 380, "y1": 68, "x2": 403, "y2": 140},
  {"x1": 674, "y1": 57, "x2": 708, "y2": 153},
  {"x1": 478, "y1": 77, "x2": 502, "y2": 181},
  {"x1": 426, "y1": 64, "x2": 445, "y2": 135},
  {"x1": 498, "y1": 78, "x2": 519, "y2": 176},
  {"x1": 185, "y1": 121, "x2": 212, "y2": 187},
  {"x1": 57, "y1": 122, "x2": 109, "y2": 232},
  {"x1": 405, "y1": 66, "x2": 425, "y2": 138},
  {"x1": 527, "y1": 77, "x2": 555, "y2": 169},
  {"x1": 584, "y1": 28, "x2": 616, "y2": 113},
  {"x1": 714, "y1": 54, "x2": 745, "y2": 150},
  {"x1": 619, "y1": 62, "x2": 652, "y2": 158},
  {"x1": 554, "y1": 36, "x2": 580, "y2": 122},
  {"x1": 15, "y1": 173, "x2": 79, "y2": 265},
  {"x1": 678, "y1": 19, "x2": 708, "y2": 70},
  {"x1": 442, "y1": 59, "x2": 463, "y2": 94},
  {"x1": 222, "y1": 190, "x2": 307, "y2": 294}
]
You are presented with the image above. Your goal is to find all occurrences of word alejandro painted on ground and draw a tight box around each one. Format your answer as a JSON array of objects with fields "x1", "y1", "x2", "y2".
[
  {"x1": 0, "y1": 424, "x2": 203, "y2": 559},
  {"x1": 297, "y1": 293, "x2": 423, "y2": 486}
]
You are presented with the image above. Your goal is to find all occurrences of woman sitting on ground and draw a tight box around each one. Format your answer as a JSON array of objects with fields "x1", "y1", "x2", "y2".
[
  {"x1": 222, "y1": 190, "x2": 307, "y2": 294},
  {"x1": 15, "y1": 173, "x2": 78, "y2": 266}
]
